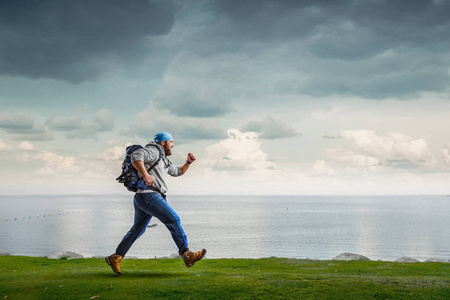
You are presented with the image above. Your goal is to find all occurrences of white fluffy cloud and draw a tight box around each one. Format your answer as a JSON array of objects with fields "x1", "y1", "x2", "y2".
[
  {"x1": 320, "y1": 130, "x2": 437, "y2": 173},
  {"x1": 443, "y1": 144, "x2": 450, "y2": 165},
  {"x1": 171, "y1": 128, "x2": 283, "y2": 195},
  {"x1": 12, "y1": 140, "x2": 125, "y2": 179},
  {"x1": 0, "y1": 139, "x2": 13, "y2": 152},
  {"x1": 18, "y1": 141, "x2": 34, "y2": 151},
  {"x1": 313, "y1": 160, "x2": 335, "y2": 175},
  {"x1": 33, "y1": 151, "x2": 79, "y2": 176},
  {"x1": 340, "y1": 130, "x2": 435, "y2": 163},
  {"x1": 199, "y1": 129, "x2": 276, "y2": 171}
]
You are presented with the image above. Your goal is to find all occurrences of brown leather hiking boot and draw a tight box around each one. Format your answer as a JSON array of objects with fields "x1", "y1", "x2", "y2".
[
  {"x1": 105, "y1": 253, "x2": 123, "y2": 275},
  {"x1": 182, "y1": 248, "x2": 206, "y2": 268}
]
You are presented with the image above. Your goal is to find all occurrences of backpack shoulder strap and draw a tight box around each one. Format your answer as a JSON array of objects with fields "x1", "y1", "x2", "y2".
[
  {"x1": 145, "y1": 143, "x2": 164, "y2": 157},
  {"x1": 144, "y1": 143, "x2": 164, "y2": 172}
]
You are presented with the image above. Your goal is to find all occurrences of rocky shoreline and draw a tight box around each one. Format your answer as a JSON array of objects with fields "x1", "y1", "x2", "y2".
[
  {"x1": 1, "y1": 251, "x2": 449, "y2": 263},
  {"x1": 330, "y1": 252, "x2": 449, "y2": 263}
]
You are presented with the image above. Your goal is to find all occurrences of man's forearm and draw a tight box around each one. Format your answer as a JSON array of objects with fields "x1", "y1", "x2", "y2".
[
  {"x1": 132, "y1": 160, "x2": 155, "y2": 185},
  {"x1": 132, "y1": 160, "x2": 147, "y2": 175},
  {"x1": 179, "y1": 161, "x2": 190, "y2": 175}
]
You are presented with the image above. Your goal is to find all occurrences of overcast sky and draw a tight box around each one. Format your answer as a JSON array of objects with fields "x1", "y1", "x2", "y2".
[{"x1": 1, "y1": 0, "x2": 450, "y2": 195}]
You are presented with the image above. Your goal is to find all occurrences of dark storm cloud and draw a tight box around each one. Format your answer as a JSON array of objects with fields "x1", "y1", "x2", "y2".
[
  {"x1": 121, "y1": 102, "x2": 227, "y2": 144},
  {"x1": 0, "y1": 113, "x2": 35, "y2": 132},
  {"x1": 45, "y1": 115, "x2": 82, "y2": 131},
  {"x1": 323, "y1": 135, "x2": 342, "y2": 140},
  {"x1": 45, "y1": 109, "x2": 115, "y2": 139},
  {"x1": 241, "y1": 115, "x2": 299, "y2": 139},
  {"x1": 150, "y1": 51, "x2": 241, "y2": 118},
  {"x1": 132, "y1": 122, "x2": 227, "y2": 144},
  {"x1": 209, "y1": 0, "x2": 450, "y2": 99},
  {"x1": 0, "y1": 0, "x2": 175, "y2": 82},
  {"x1": 0, "y1": 113, "x2": 53, "y2": 141},
  {"x1": 214, "y1": 0, "x2": 450, "y2": 49}
]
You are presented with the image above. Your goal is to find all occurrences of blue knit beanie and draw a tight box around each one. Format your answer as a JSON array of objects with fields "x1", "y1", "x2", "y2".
[{"x1": 154, "y1": 132, "x2": 173, "y2": 143}]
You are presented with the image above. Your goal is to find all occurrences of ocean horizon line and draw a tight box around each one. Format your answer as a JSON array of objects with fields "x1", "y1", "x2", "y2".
[{"x1": 1, "y1": 193, "x2": 449, "y2": 198}]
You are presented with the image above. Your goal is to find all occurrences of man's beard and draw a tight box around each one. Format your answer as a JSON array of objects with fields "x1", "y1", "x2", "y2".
[{"x1": 164, "y1": 143, "x2": 172, "y2": 156}]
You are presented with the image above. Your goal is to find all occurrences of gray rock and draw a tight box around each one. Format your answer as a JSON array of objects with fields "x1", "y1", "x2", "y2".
[
  {"x1": 425, "y1": 258, "x2": 450, "y2": 263},
  {"x1": 0, "y1": 252, "x2": 11, "y2": 256},
  {"x1": 332, "y1": 253, "x2": 370, "y2": 261},
  {"x1": 395, "y1": 257, "x2": 419, "y2": 263},
  {"x1": 170, "y1": 253, "x2": 181, "y2": 259},
  {"x1": 49, "y1": 251, "x2": 84, "y2": 259}
]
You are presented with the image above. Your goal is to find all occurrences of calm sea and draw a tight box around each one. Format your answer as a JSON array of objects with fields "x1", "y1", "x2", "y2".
[{"x1": 0, "y1": 195, "x2": 449, "y2": 261}]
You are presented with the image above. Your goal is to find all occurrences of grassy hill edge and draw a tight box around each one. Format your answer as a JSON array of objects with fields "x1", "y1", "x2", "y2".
[{"x1": 1, "y1": 256, "x2": 449, "y2": 299}]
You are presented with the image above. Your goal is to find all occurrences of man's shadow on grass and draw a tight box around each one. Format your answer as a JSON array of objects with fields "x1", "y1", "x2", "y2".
[{"x1": 95, "y1": 271, "x2": 191, "y2": 279}]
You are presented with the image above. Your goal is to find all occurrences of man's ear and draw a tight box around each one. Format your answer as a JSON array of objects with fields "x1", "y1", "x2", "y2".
[{"x1": 160, "y1": 141, "x2": 166, "y2": 147}]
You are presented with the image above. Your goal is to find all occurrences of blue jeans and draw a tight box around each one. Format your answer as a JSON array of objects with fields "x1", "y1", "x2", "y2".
[{"x1": 116, "y1": 193, "x2": 188, "y2": 257}]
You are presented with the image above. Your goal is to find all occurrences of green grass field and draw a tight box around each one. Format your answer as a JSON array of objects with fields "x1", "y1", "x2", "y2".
[{"x1": 1, "y1": 255, "x2": 449, "y2": 299}]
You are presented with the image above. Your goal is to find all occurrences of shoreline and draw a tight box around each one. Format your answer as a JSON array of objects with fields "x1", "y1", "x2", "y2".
[{"x1": 1, "y1": 251, "x2": 449, "y2": 263}]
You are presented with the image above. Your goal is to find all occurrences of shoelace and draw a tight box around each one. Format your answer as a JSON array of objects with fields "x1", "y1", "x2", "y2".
[
  {"x1": 183, "y1": 251, "x2": 191, "y2": 260},
  {"x1": 113, "y1": 255, "x2": 122, "y2": 262}
]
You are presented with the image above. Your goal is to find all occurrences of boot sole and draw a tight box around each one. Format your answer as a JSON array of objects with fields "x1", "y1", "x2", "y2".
[
  {"x1": 105, "y1": 256, "x2": 122, "y2": 276},
  {"x1": 185, "y1": 249, "x2": 207, "y2": 268}
]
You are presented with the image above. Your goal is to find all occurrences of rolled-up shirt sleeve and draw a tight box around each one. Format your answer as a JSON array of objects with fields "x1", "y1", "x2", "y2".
[
  {"x1": 131, "y1": 148, "x2": 159, "y2": 164},
  {"x1": 130, "y1": 148, "x2": 145, "y2": 163},
  {"x1": 168, "y1": 162, "x2": 182, "y2": 177}
]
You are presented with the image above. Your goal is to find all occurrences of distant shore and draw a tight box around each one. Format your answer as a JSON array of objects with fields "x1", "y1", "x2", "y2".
[{"x1": 1, "y1": 251, "x2": 449, "y2": 263}]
